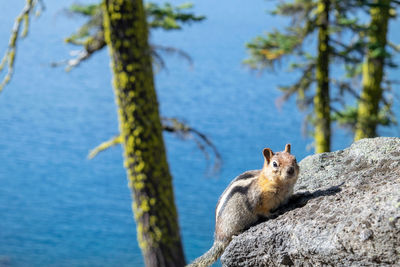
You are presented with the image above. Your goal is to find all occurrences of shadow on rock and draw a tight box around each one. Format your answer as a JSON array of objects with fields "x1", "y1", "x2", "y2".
[{"x1": 265, "y1": 182, "x2": 344, "y2": 221}]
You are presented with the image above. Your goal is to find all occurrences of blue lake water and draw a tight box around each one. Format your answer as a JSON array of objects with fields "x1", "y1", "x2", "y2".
[{"x1": 0, "y1": 1, "x2": 399, "y2": 266}]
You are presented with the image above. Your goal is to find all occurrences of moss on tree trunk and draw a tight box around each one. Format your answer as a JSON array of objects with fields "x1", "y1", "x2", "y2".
[
  {"x1": 102, "y1": 0, "x2": 185, "y2": 266},
  {"x1": 314, "y1": 0, "x2": 331, "y2": 153},
  {"x1": 354, "y1": 0, "x2": 390, "y2": 140}
]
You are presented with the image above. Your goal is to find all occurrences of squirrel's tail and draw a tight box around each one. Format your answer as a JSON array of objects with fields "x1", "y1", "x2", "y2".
[{"x1": 186, "y1": 240, "x2": 227, "y2": 267}]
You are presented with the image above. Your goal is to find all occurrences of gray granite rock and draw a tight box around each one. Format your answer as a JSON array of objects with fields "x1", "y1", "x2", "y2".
[{"x1": 221, "y1": 137, "x2": 400, "y2": 267}]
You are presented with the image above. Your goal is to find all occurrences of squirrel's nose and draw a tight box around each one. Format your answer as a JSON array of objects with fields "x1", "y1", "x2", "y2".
[{"x1": 287, "y1": 167, "x2": 294, "y2": 176}]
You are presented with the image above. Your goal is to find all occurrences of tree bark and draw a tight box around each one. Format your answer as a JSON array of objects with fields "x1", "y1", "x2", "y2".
[
  {"x1": 314, "y1": 0, "x2": 331, "y2": 153},
  {"x1": 102, "y1": 0, "x2": 186, "y2": 266},
  {"x1": 354, "y1": 0, "x2": 390, "y2": 140}
]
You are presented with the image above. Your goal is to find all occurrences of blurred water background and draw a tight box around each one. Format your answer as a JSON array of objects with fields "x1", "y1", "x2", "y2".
[{"x1": 0, "y1": 0, "x2": 399, "y2": 266}]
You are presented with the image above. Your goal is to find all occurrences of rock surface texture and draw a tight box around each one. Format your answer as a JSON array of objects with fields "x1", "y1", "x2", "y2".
[{"x1": 221, "y1": 137, "x2": 400, "y2": 266}]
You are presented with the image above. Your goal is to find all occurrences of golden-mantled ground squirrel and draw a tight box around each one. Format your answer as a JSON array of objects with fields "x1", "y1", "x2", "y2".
[{"x1": 187, "y1": 144, "x2": 300, "y2": 267}]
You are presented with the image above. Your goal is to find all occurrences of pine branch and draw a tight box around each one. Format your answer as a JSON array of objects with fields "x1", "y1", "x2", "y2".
[
  {"x1": 331, "y1": 78, "x2": 361, "y2": 100},
  {"x1": 245, "y1": 30, "x2": 306, "y2": 69},
  {"x1": 277, "y1": 61, "x2": 316, "y2": 109},
  {"x1": 161, "y1": 117, "x2": 222, "y2": 173},
  {"x1": 388, "y1": 41, "x2": 400, "y2": 52},
  {"x1": 0, "y1": 0, "x2": 43, "y2": 92},
  {"x1": 52, "y1": 30, "x2": 106, "y2": 71},
  {"x1": 146, "y1": 2, "x2": 205, "y2": 30},
  {"x1": 331, "y1": 105, "x2": 358, "y2": 130},
  {"x1": 330, "y1": 38, "x2": 365, "y2": 64},
  {"x1": 54, "y1": 2, "x2": 201, "y2": 71},
  {"x1": 53, "y1": 32, "x2": 192, "y2": 72},
  {"x1": 330, "y1": 47, "x2": 363, "y2": 64},
  {"x1": 89, "y1": 117, "x2": 222, "y2": 173},
  {"x1": 88, "y1": 135, "x2": 122, "y2": 159},
  {"x1": 152, "y1": 45, "x2": 193, "y2": 68}
]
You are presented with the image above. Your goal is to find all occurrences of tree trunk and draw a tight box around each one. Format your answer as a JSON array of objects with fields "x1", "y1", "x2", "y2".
[
  {"x1": 102, "y1": 0, "x2": 186, "y2": 266},
  {"x1": 354, "y1": 0, "x2": 390, "y2": 140},
  {"x1": 314, "y1": 0, "x2": 331, "y2": 153}
]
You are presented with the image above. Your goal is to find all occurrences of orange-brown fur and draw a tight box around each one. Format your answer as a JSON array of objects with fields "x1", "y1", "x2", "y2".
[
  {"x1": 256, "y1": 147, "x2": 299, "y2": 215},
  {"x1": 255, "y1": 173, "x2": 294, "y2": 215}
]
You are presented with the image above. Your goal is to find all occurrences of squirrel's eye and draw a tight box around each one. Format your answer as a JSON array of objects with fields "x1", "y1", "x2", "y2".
[{"x1": 273, "y1": 161, "x2": 278, "y2": 168}]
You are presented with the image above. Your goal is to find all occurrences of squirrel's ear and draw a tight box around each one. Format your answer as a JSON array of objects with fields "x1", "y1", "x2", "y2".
[
  {"x1": 285, "y1": 144, "x2": 291, "y2": 153},
  {"x1": 262, "y1": 148, "x2": 274, "y2": 163}
]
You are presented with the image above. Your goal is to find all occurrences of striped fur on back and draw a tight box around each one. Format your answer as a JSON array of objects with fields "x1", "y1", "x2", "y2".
[{"x1": 215, "y1": 170, "x2": 260, "y2": 220}]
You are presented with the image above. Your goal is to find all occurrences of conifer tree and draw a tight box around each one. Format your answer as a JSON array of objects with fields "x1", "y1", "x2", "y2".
[
  {"x1": 314, "y1": 0, "x2": 331, "y2": 152},
  {"x1": 245, "y1": 0, "x2": 399, "y2": 152},
  {"x1": 57, "y1": 2, "x2": 204, "y2": 71},
  {"x1": 102, "y1": 1, "x2": 185, "y2": 265},
  {"x1": 245, "y1": 0, "x2": 334, "y2": 153},
  {"x1": 354, "y1": 0, "x2": 396, "y2": 140},
  {"x1": 330, "y1": 0, "x2": 398, "y2": 138}
]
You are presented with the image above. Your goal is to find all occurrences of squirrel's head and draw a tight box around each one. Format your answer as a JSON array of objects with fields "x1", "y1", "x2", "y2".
[{"x1": 262, "y1": 144, "x2": 299, "y2": 182}]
